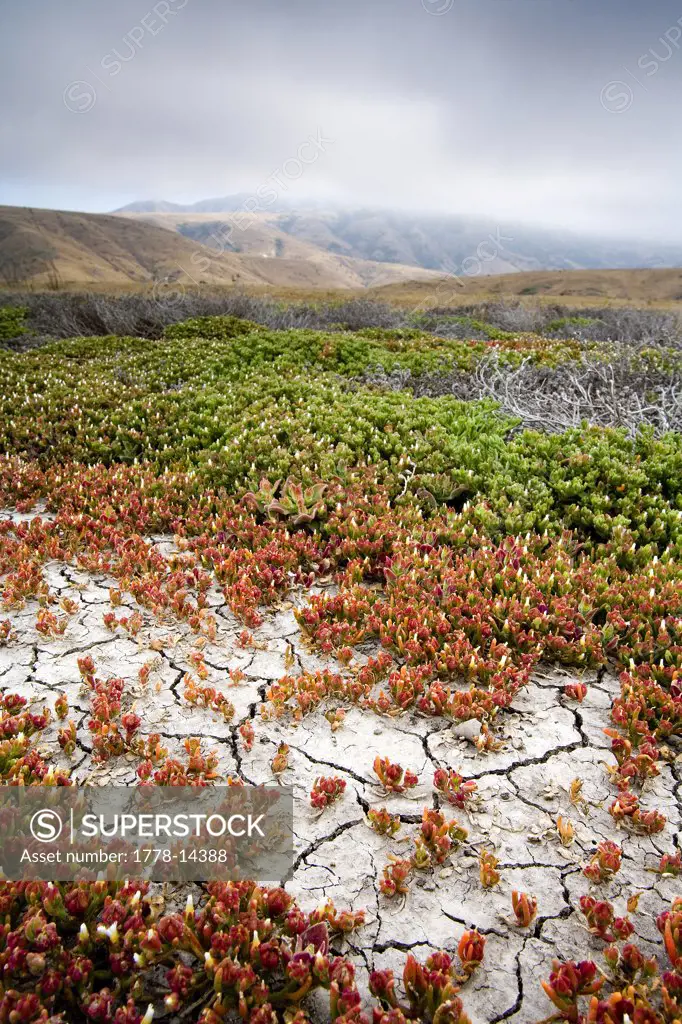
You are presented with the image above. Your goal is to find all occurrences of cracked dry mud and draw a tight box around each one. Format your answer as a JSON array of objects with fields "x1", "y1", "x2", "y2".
[{"x1": 1, "y1": 508, "x2": 680, "y2": 1024}]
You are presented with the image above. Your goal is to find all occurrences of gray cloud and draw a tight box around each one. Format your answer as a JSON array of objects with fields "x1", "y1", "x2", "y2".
[{"x1": 1, "y1": 0, "x2": 681, "y2": 240}]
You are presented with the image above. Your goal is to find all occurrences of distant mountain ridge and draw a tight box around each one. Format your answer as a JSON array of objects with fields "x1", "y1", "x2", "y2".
[
  {"x1": 114, "y1": 197, "x2": 682, "y2": 275},
  {"x1": 117, "y1": 196, "x2": 261, "y2": 215},
  {"x1": 115, "y1": 196, "x2": 325, "y2": 215}
]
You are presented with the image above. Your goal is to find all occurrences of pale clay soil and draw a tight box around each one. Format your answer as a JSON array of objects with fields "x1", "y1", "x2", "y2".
[{"x1": 1, "y1": 508, "x2": 680, "y2": 1024}]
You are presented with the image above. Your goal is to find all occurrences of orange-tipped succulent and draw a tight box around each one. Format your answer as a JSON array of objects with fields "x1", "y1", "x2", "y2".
[
  {"x1": 541, "y1": 959, "x2": 603, "y2": 1021},
  {"x1": 379, "y1": 856, "x2": 413, "y2": 898},
  {"x1": 373, "y1": 756, "x2": 419, "y2": 794},
  {"x1": 583, "y1": 840, "x2": 622, "y2": 883},
  {"x1": 457, "y1": 930, "x2": 486, "y2": 975},
  {"x1": 511, "y1": 891, "x2": 538, "y2": 928},
  {"x1": 271, "y1": 741, "x2": 290, "y2": 775},
  {"x1": 479, "y1": 848, "x2": 500, "y2": 888}
]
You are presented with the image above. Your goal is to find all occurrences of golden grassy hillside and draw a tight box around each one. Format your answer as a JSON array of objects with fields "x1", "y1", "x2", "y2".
[
  {"x1": 3, "y1": 204, "x2": 681, "y2": 307},
  {"x1": 0, "y1": 206, "x2": 442, "y2": 291},
  {"x1": 372, "y1": 267, "x2": 682, "y2": 307},
  {"x1": 118, "y1": 211, "x2": 445, "y2": 289},
  {"x1": 0, "y1": 205, "x2": 276, "y2": 288}
]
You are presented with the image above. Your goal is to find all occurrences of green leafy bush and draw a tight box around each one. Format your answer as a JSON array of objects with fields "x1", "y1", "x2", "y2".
[
  {"x1": 163, "y1": 314, "x2": 262, "y2": 340},
  {"x1": 0, "y1": 305, "x2": 29, "y2": 341},
  {"x1": 1, "y1": 325, "x2": 682, "y2": 552},
  {"x1": 546, "y1": 315, "x2": 598, "y2": 333}
]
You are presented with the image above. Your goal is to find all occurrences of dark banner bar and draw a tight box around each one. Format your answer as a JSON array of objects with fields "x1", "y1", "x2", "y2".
[{"x1": 0, "y1": 786, "x2": 293, "y2": 882}]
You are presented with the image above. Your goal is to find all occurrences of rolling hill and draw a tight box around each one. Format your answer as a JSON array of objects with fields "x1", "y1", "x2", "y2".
[
  {"x1": 116, "y1": 211, "x2": 444, "y2": 288},
  {"x1": 272, "y1": 209, "x2": 682, "y2": 276},
  {"x1": 115, "y1": 198, "x2": 682, "y2": 276},
  {"x1": 0, "y1": 205, "x2": 258, "y2": 288},
  {"x1": 3, "y1": 203, "x2": 682, "y2": 303},
  {"x1": 371, "y1": 267, "x2": 682, "y2": 307},
  {"x1": 0, "y1": 205, "x2": 443, "y2": 290}
]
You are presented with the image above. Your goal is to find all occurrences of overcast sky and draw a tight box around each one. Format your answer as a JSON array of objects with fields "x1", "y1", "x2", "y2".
[{"x1": 1, "y1": 0, "x2": 682, "y2": 240}]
